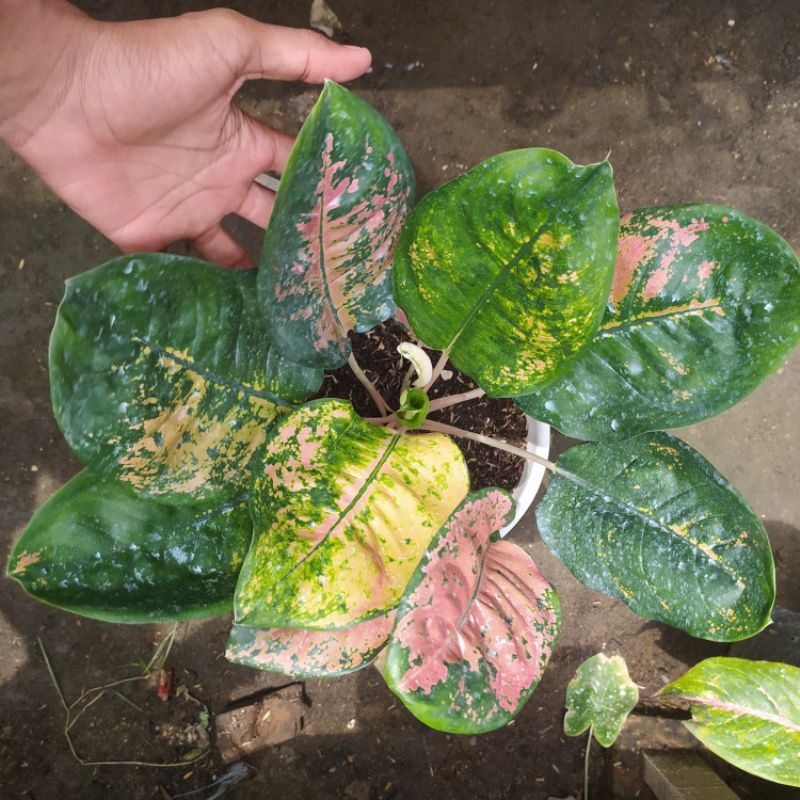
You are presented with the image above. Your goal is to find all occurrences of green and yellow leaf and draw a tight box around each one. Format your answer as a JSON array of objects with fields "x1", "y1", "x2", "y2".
[
  {"x1": 536, "y1": 433, "x2": 775, "y2": 641},
  {"x1": 517, "y1": 205, "x2": 800, "y2": 439},
  {"x1": 661, "y1": 658, "x2": 800, "y2": 787},
  {"x1": 393, "y1": 148, "x2": 619, "y2": 397},
  {"x1": 258, "y1": 81, "x2": 415, "y2": 370},
  {"x1": 7, "y1": 470, "x2": 251, "y2": 623},
  {"x1": 50, "y1": 254, "x2": 321, "y2": 504},
  {"x1": 234, "y1": 399, "x2": 469, "y2": 629}
]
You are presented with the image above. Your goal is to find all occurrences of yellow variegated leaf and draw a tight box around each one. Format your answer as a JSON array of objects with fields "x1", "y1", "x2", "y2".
[
  {"x1": 50, "y1": 254, "x2": 322, "y2": 504},
  {"x1": 234, "y1": 399, "x2": 469, "y2": 629}
]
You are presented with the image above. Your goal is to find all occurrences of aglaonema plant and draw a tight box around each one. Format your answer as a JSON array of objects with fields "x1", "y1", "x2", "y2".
[{"x1": 7, "y1": 80, "x2": 800, "y2": 774}]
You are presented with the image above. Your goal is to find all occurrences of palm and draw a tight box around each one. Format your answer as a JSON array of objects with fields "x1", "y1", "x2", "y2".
[{"x1": 12, "y1": 9, "x2": 370, "y2": 265}]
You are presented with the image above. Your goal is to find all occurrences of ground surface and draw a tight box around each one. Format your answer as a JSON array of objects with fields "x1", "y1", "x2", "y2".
[{"x1": 1, "y1": 1, "x2": 799, "y2": 798}]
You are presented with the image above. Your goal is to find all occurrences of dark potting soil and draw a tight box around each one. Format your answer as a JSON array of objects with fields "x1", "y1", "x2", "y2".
[{"x1": 318, "y1": 319, "x2": 527, "y2": 492}]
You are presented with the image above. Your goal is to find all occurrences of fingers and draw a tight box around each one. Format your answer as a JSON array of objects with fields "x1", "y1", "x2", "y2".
[
  {"x1": 191, "y1": 224, "x2": 254, "y2": 269},
  {"x1": 242, "y1": 113, "x2": 295, "y2": 174},
  {"x1": 226, "y1": 13, "x2": 371, "y2": 83},
  {"x1": 237, "y1": 182, "x2": 276, "y2": 230}
]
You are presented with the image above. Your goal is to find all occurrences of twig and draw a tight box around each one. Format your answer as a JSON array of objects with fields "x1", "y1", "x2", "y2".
[
  {"x1": 427, "y1": 388, "x2": 485, "y2": 413},
  {"x1": 348, "y1": 352, "x2": 389, "y2": 416},
  {"x1": 419, "y1": 419, "x2": 556, "y2": 471},
  {"x1": 38, "y1": 630, "x2": 209, "y2": 769},
  {"x1": 38, "y1": 637, "x2": 68, "y2": 713}
]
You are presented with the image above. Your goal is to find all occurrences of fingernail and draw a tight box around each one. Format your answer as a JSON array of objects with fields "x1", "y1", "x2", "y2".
[{"x1": 343, "y1": 45, "x2": 369, "y2": 52}]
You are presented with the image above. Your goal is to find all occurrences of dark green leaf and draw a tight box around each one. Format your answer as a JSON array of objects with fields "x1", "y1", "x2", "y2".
[
  {"x1": 7, "y1": 470, "x2": 251, "y2": 623},
  {"x1": 258, "y1": 81, "x2": 414, "y2": 370},
  {"x1": 50, "y1": 254, "x2": 321, "y2": 504},
  {"x1": 517, "y1": 205, "x2": 800, "y2": 439},
  {"x1": 536, "y1": 433, "x2": 775, "y2": 641},
  {"x1": 393, "y1": 148, "x2": 619, "y2": 397}
]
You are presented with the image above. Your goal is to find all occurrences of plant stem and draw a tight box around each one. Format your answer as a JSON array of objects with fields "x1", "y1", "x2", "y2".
[
  {"x1": 584, "y1": 726, "x2": 593, "y2": 800},
  {"x1": 348, "y1": 352, "x2": 389, "y2": 416},
  {"x1": 424, "y1": 349, "x2": 451, "y2": 392},
  {"x1": 427, "y1": 387, "x2": 485, "y2": 413},
  {"x1": 419, "y1": 419, "x2": 556, "y2": 471},
  {"x1": 400, "y1": 362, "x2": 416, "y2": 395}
]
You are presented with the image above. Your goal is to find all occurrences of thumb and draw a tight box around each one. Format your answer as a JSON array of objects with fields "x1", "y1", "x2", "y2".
[{"x1": 214, "y1": 10, "x2": 371, "y2": 83}]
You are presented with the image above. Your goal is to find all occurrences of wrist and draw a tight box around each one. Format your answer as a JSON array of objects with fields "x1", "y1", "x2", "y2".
[{"x1": 0, "y1": 0, "x2": 97, "y2": 147}]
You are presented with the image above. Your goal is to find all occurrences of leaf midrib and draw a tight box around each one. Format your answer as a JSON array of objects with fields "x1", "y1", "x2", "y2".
[
  {"x1": 554, "y1": 461, "x2": 742, "y2": 583},
  {"x1": 133, "y1": 336, "x2": 289, "y2": 408},
  {"x1": 442, "y1": 163, "x2": 608, "y2": 355},
  {"x1": 315, "y1": 168, "x2": 346, "y2": 341},
  {"x1": 681, "y1": 694, "x2": 800, "y2": 734},
  {"x1": 278, "y1": 432, "x2": 401, "y2": 582}
]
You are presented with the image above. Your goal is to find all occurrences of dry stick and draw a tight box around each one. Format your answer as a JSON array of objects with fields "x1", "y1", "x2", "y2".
[
  {"x1": 427, "y1": 387, "x2": 485, "y2": 413},
  {"x1": 420, "y1": 419, "x2": 557, "y2": 472},
  {"x1": 38, "y1": 632, "x2": 209, "y2": 769},
  {"x1": 347, "y1": 352, "x2": 389, "y2": 416}
]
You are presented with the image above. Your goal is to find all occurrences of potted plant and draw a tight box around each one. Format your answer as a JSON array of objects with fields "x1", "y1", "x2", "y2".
[{"x1": 8, "y1": 81, "x2": 800, "y2": 784}]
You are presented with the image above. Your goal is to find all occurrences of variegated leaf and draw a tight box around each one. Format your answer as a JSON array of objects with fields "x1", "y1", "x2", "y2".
[
  {"x1": 564, "y1": 653, "x2": 638, "y2": 747},
  {"x1": 393, "y1": 149, "x2": 619, "y2": 397},
  {"x1": 661, "y1": 658, "x2": 800, "y2": 787},
  {"x1": 258, "y1": 81, "x2": 414, "y2": 370},
  {"x1": 234, "y1": 399, "x2": 469, "y2": 629},
  {"x1": 7, "y1": 470, "x2": 251, "y2": 623},
  {"x1": 226, "y1": 611, "x2": 395, "y2": 678},
  {"x1": 537, "y1": 433, "x2": 775, "y2": 641},
  {"x1": 517, "y1": 205, "x2": 800, "y2": 440},
  {"x1": 50, "y1": 254, "x2": 321, "y2": 504},
  {"x1": 381, "y1": 489, "x2": 561, "y2": 734}
]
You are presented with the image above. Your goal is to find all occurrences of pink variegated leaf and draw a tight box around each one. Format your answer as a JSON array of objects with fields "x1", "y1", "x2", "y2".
[
  {"x1": 258, "y1": 81, "x2": 415, "y2": 370},
  {"x1": 380, "y1": 488, "x2": 561, "y2": 734},
  {"x1": 517, "y1": 204, "x2": 800, "y2": 440},
  {"x1": 226, "y1": 611, "x2": 395, "y2": 678}
]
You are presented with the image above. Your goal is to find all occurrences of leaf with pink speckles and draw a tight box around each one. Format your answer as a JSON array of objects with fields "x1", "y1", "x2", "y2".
[
  {"x1": 380, "y1": 489, "x2": 561, "y2": 734},
  {"x1": 225, "y1": 611, "x2": 395, "y2": 678},
  {"x1": 258, "y1": 81, "x2": 415, "y2": 370},
  {"x1": 517, "y1": 204, "x2": 800, "y2": 440},
  {"x1": 234, "y1": 399, "x2": 469, "y2": 630}
]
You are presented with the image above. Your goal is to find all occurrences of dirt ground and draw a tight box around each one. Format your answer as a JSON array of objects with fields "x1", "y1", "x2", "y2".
[{"x1": 1, "y1": 1, "x2": 799, "y2": 798}]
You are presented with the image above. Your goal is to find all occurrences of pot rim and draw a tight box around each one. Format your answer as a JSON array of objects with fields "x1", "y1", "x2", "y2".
[{"x1": 498, "y1": 416, "x2": 551, "y2": 537}]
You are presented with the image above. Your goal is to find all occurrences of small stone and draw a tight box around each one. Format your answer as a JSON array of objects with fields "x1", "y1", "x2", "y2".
[
  {"x1": 345, "y1": 780, "x2": 371, "y2": 800},
  {"x1": 216, "y1": 684, "x2": 307, "y2": 763}
]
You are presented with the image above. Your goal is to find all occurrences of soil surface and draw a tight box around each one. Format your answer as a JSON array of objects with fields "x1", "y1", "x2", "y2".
[
  {"x1": 321, "y1": 320, "x2": 528, "y2": 492},
  {"x1": 2, "y1": 2, "x2": 800, "y2": 799}
]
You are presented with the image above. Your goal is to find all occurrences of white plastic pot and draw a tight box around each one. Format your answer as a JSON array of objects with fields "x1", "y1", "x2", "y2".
[{"x1": 499, "y1": 417, "x2": 551, "y2": 537}]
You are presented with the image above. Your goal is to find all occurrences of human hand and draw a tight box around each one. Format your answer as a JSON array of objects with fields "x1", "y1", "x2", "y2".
[{"x1": 0, "y1": 1, "x2": 371, "y2": 266}]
